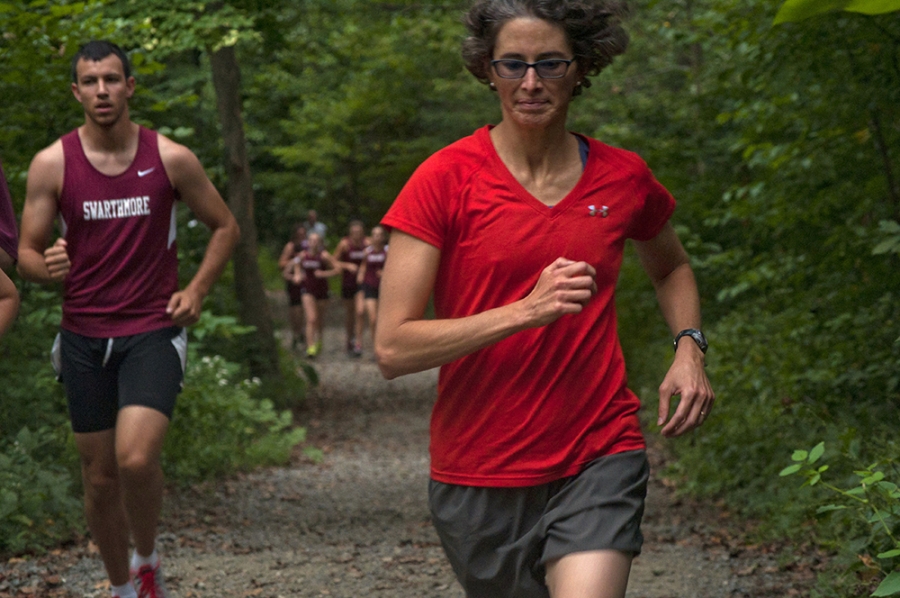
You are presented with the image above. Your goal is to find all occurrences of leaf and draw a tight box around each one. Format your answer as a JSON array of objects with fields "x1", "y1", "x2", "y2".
[
  {"x1": 873, "y1": 238, "x2": 900, "y2": 255},
  {"x1": 792, "y1": 450, "x2": 809, "y2": 462},
  {"x1": 816, "y1": 504, "x2": 849, "y2": 514},
  {"x1": 877, "y1": 549, "x2": 900, "y2": 559},
  {"x1": 872, "y1": 570, "x2": 900, "y2": 596},
  {"x1": 863, "y1": 472, "x2": 886, "y2": 485},
  {"x1": 809, "y1": 442, "x2": 826, "y2": 463},
  {"x1": 774, "y1": 0, "x2": 900, "y2": 24},
  {"x1": 780, "y1": 463, "x2": 802, "y2": 476}
]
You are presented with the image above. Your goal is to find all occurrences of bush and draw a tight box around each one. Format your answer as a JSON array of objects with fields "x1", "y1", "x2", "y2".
[
  {"x1": 781, "y1": 443, "x2": 900, "y2": 597},
  {"x1": 162, "y1": 352, "x2": 306, "y2": 484},
  {"x1": 0, "y1": 427, "x2": 83, "y2": 554}
]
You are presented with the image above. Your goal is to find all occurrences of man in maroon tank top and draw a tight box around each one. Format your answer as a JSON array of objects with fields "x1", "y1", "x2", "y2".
[{"x1": 17, "y1": 41, "x2": 240, "y2": 598}]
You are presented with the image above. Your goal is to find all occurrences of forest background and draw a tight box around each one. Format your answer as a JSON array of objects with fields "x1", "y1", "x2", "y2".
[{"x1": 0, "y1": 0, "x2": 898, "y2": 596}]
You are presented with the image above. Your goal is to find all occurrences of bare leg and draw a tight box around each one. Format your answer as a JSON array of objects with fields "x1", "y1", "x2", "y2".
[
  {"x1": 302, "y1": 293, "x2": 320, "y2": 347},
  {"x1": 364, "y1": 298, "x2": 378, "y2": 351},
  {"x1": 343, "y1": 298, "x2": 355, "y2": 347},
  {"x1": 316, "y1": 299, "x2": 329, "y2": 345},
  {"x1": 545, "y1": 550, "x2": 633, "y2": 598},
  {"x1": 353, "y1": 291, "x2": 365, "y2": 346},
  {"x1": 74, "y1": 429, "x2": 131, "y2": 586},
  {"x1": 288, "y1": 304, "x2": 305, "y2": 346},
  {"x1": 116, "y1": 406, "x2": 169, "y2": 559}
]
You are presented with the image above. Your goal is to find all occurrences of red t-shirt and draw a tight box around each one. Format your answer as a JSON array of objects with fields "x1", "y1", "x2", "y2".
[
  {"x1": 59, "y1": 127, "x2": 179, "y2": 337},
  {"x1": 383, "y1": 126, "x2": 675, "y2": 487}
]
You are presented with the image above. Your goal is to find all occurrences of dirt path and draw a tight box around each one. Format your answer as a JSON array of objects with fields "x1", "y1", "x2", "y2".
[{"x1": 0, "y1": 302, "x2": 813, "y2": 597}]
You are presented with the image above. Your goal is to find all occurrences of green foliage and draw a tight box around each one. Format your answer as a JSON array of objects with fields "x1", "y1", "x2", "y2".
[
  {"x1": 0, "y1": 285, "x2": 69, "y2": 437},
  {"x1": 775, "y1": 0, "x2": 900, "y2": 24},
  {"x1": 159, "y1": 312, "x2": 308, "y2": 483},
  {"x1": 874, "y1": 220, "x2": 900, "y2": 255},
  {"x1": 163, "y1": 352, "x2": 306, "y2": 483},
  {"x1": 602, "y1": 6, "x2": 899, "y2": 597},
  {"x1": 781, "y1": 443, "x2": 900, "y2": 596},
  {"x1": 0, "y1": 427, "x2": 83, "y2": 554}
]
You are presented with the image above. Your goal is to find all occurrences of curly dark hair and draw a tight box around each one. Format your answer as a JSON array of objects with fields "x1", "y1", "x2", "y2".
[{"x1": 462, "y1": 0, "x2": 630, "y2": 95}]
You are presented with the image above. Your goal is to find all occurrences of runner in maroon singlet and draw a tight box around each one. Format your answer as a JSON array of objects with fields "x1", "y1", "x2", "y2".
[
  {"x1": 278, "y1": 223, "x2": 308, "y2": 349},
  {"x1": 332, "y1": 220, "x2": 368, "y2": 356},
  {"x1": 0, "y1": 159, "x2": 18, "y2": 337},
  {"x1": 297, "y1": 231, "x2": 339, "y2": 358},
  {"x1": 17, "y1": 41, "x2": 239, "y2": 598},
  {"x1": 356, "y1": 225, "x2": 387, "y2": 356}
]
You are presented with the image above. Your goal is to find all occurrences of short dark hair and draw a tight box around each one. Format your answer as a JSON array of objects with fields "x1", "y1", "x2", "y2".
[
  {"x1": 461, "y1": 0, "x2": 630, "y2": 95},
  {"x1": 71, "y1": 41, "x2": 132, "y2": 83}
]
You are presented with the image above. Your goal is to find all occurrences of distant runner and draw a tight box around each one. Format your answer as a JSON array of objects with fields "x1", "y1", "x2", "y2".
[
  {"x1": 356, "y1": 225, "x2": 387, "y2": 356},
  {"x1": 333, "y1": 220, "x2": 368, "y2": 356},
  {"x1": 278, "y1": 222, "x2": 309, "y2": 349},
  {"x1": 297, "y1": 231, "x2": 339, "y2": 358}
]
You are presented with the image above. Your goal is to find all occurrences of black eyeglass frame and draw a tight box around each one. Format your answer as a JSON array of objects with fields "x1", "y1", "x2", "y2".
[{"x1": 490, "y1": 58, "x2": 575, "y2": 79}]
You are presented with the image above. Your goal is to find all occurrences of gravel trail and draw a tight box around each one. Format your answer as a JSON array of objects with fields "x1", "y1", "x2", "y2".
[{"x1": 0, "y1": 300, "x2": 813, "y2": 597}]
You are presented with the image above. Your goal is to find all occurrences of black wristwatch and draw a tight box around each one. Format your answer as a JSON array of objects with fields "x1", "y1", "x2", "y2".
[{"x1": 673, "y1": 328, "x2": 708, "y2": 354}]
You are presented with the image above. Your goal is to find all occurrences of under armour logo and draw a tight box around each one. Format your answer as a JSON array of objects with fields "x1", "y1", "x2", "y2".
[
  {"x1": 137, "y1": 168, "x2": 155, "y2": 177},
  {"x1": 588, "y1": 205, "x2": 609, "y2": 217}
]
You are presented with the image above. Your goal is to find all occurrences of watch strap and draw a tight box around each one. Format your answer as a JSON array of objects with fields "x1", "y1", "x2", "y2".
[{"x1": 674, "y1": 328, "x2": 707, "y2": 354}]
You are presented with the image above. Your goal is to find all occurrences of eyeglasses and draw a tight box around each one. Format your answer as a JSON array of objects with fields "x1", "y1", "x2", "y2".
[{"x1": 490, "y1": 58, "x2": 574, "y2": 79}]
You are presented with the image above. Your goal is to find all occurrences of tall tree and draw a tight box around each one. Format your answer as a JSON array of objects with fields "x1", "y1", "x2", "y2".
[
  {"x1": 106, "y1": 0, "x2": 283, "y2": 377},
  {"x1": 209, "y1": 43, "x2": 279, "y2": 378}
]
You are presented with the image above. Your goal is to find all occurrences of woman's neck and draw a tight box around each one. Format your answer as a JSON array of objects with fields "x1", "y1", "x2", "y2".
[{"x1": 490, "y1": 121, "x2": 576, "y2": 179}]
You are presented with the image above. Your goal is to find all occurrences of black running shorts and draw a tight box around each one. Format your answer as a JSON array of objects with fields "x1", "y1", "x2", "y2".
[
  {"x1": 53, "y1": 326, "x2": 187, "y2": 433},
  {"x1": 361, "y1": 283, "x2": 379, "y2": 300},
  {"x1": 428, "y1": 449, "x2": 649, "y2": 598}
]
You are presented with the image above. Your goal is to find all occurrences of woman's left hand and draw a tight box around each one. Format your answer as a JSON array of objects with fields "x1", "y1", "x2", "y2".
[{"x1": 657, "y1": 343, "x2": 715, "y2": 437}]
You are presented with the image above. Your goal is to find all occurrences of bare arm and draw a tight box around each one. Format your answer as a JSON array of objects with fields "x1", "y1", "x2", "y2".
[
  {"x1": 17, "y1": 142, "x2": 70, "y2": 284},
  {"x1": 332, "y1": 239, "x2": 358, "y2": 274},
  {"x1": 314, "y1": 251, "x2": 341, "y2": 278},
  {"x1": 355, "y1": 258, "x2": 367, "y2": 286},
  {"x1": 374, "y1": 231, "x2": 597, "y2": 379},
  {"x1": 159, "y1": 135, "x2": 240, "y2": 327},
  {"x1": 0, "y1": 249, "x2": 13, "y2": 272},
  {"x1": 0, "y1": 269, "x2": 18, "y2": 338},
  {"x1": 633, "y1": 223, "x2": 715, "y2": 438},
  {"x1": 278, "y1": 242, "x2": 295, "y2": 270}
]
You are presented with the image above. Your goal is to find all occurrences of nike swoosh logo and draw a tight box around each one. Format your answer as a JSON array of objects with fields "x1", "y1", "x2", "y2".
[{"x1": 137, "y1": 168, "x2": 155, "y2": 177}]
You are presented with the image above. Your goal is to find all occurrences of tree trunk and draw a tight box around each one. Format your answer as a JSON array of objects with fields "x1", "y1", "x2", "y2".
[{"x1": 209, "y1": 44, "x2": 281, "y2": 379}]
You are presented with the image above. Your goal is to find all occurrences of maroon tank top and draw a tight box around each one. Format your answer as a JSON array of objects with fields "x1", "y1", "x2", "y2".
[
  {"x1": 300, "y1": 250, "x2": 329, "y2": 296},
  {"x1": 0, "y1": 159, "x2": 17, "y2": 261},
  {"x1": 362, "y1": 246, "x2": 387, "y2": 289},
  {"x1": 59, "y1": 126, "x2": 179, "y2": 337},
  {"x1": 338, "y1": 238, "x2": 367, "y2": 289}
]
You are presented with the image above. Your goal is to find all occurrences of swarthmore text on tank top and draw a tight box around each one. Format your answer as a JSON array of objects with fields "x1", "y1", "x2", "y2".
[{"x1": 58, "y1": 126, "x2": 179, "y2": 338}]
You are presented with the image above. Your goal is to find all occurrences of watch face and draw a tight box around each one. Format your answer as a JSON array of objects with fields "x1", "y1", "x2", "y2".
[
  {"x1": 690, "y1": 330, "x2": 708, "y2": 352},
  {"x1": 675, "y1": 329, "x2": 707, "y2": 353}
]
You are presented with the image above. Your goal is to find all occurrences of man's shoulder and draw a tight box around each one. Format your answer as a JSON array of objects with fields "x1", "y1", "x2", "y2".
[
  {"x1": 29, "y1": 137, "x2": 66, "y2": 178},
  {"x1": 155, "y1": 130, "x2": 194, "y2": 162}
]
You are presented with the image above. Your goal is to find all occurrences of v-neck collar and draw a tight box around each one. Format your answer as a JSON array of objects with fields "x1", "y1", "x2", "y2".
[{"x1": 479, "y1": 125, "x2": 593, "y2": 218}]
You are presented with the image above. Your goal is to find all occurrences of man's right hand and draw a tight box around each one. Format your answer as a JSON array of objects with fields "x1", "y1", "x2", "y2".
[{"x1": 44, "y1": 238, "x2": 71, "y2": 281}]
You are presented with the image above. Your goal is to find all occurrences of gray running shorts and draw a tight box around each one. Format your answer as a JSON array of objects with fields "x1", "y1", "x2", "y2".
[
  {"x1": 53, "y1": 326, "x2": 187, "y2": 433},
  {"x1": 428, "y1": 449, "x2": 649, "y2": 598}
]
